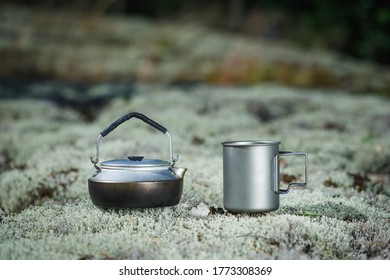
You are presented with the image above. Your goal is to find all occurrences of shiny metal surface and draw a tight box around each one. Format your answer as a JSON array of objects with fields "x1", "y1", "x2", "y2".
[
  {"x1": 88, "y1": 179, "x2": 183, "y2": 208},
  {"x1": 101, "y1": 158, "x2": 170, "y2": 169},
  {"x1": 87, "y1": 112, "x2": 187, "y2": 208},
  {"x1": 221, "y1": 140, "x2": 281, "y2": 147},
  {"x1": 222, "y1": 140, "x2": 307, "y2": 213},
  {"x1": 88, "y1": 165, "x2": 187, "y2": 208}
]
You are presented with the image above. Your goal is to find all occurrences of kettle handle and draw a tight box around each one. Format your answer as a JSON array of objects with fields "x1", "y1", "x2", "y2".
[
  {"x1": 100, "y1": 112, "x2": 167, "y2": 137},
  {"x1": 90, "y1": 112, "x2": 177, "y2": 170}
]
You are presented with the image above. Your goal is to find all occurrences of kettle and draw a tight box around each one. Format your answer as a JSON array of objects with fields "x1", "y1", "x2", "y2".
[{"x1": 88, "y1": 112, "x2": 187, "y2": 208}]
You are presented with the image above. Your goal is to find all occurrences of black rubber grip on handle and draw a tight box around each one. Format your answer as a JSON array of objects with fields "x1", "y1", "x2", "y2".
[{"x1": 100, "y1": 112, "x2": 167, "y2": 137}]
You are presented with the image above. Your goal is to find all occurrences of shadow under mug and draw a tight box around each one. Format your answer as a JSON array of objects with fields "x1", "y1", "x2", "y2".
[{"x1": 221, "y1": 140, "x2": 308, "y2": 213}]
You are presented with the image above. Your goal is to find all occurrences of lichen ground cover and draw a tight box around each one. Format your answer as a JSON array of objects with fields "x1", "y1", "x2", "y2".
[{"x1": 0, "y1": 84, "x2": 389, "y2": 259}]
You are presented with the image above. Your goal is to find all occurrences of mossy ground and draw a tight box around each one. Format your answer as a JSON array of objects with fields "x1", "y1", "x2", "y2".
[{"x1": 0, "y1": 84, "x2": 389, "y2": 259}]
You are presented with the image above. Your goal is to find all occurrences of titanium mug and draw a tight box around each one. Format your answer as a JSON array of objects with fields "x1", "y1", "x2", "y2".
[{"x1": 221, "y1": 140, "x2": 308, "y2": 213}]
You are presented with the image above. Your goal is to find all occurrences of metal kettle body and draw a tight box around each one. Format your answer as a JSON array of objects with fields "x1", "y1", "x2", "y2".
[{"x1": 88, "y1": 112, "x2": 187, "y2": 208}]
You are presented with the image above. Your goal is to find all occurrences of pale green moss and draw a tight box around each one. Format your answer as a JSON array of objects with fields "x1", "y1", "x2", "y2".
[{"x1": 0, "y1": 85, "x2": 389, "y2": 259}]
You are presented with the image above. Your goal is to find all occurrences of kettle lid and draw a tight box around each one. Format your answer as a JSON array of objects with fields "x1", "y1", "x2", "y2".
[{"x1": 101, "y1": 156, "x2": 170, "y2": 169}]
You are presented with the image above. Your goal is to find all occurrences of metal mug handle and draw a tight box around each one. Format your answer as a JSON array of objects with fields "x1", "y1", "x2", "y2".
[
  {"x1": 274, "y1": 151, "x2": 308, "y2": 194},
  {"x1": 90, "y1": 112, "x2": 177, "y2": 170}
]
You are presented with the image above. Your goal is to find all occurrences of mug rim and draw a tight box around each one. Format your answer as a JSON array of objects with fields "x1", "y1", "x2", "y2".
[{"x1": 221, "y1": 140, "x2": 281, "y2": 147}]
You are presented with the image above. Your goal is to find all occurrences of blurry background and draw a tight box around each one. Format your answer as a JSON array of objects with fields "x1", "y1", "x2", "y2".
[
  {"x1": 5, "y1": 0, "x2": 390, "y2": 63},
  {"x1": 0, "y1": 0, "x2": 389, "y2": 94}
]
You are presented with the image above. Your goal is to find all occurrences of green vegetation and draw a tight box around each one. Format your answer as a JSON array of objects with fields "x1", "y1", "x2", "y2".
[
  {"x1": 0, "y1": 5, "x2": 389, "y2": 95},
  {"x1": 0, "y1": 85, "x2": 389, "y2": 259}
]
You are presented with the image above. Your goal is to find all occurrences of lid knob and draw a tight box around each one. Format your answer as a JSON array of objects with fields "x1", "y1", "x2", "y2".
[{"x1": 127, "y1": 156, "x2": 144, "y2": 161}]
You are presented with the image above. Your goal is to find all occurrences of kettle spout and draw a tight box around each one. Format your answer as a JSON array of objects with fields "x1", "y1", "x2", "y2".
[{"x1": 172, "y1": 167, "x2": 188, "y2": 178}]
